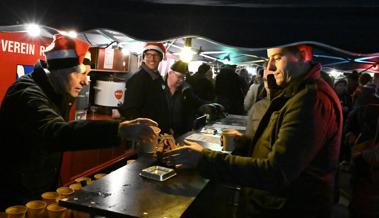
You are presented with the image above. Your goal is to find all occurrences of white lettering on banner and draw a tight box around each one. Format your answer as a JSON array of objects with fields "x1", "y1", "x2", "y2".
[
  {"x1": 1, "y1": 39, "x2": 36, "y2": 55},
  {"x1": 40, "y1": 46, "x2": 46, "y2": 56}
]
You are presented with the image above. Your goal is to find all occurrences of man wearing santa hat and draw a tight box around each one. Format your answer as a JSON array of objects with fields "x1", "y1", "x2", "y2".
[
  {"x1": 119, "y1": 43, "x2": 174, "y2": 133},
  {"x1": 0, "y1": 34, "x2": 158, "y2": 209}
]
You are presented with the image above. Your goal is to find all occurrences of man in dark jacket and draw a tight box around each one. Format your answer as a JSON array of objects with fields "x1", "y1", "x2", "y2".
[
  {"x1": 119, "y1": 45, "x2": 207, "y2": 136},
  {"x1": 119, "y1": 43, "x2": 172, "y2": 133},
  {"x1": 0, "y1": 34, "x2": 157, "y2": 210},
  {"x1": 163, "y1": 44, "x2": 343, "y2": 218},
  {"x1": 164, "y1": 60, "x2": 209, "y2": 136}
]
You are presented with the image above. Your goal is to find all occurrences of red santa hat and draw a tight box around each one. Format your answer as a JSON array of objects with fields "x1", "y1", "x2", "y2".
[
  {"x1": 44, "y1": 34, "x2": 90, "y2": 70},
  {"x1": 143, "y1": 42, "x2": 166, "y2": 60}
]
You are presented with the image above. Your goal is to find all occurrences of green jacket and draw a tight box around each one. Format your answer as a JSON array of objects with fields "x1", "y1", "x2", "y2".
[{"x1": 198, "y1": 64, "x2": 343, "y2": 217}]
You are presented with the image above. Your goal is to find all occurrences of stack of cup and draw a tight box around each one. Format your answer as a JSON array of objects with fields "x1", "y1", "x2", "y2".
[
  {"x1": 56, "y1": 187, "x2": 74, "y2": 201},
  {"x1": 41, "y1": 192, "x2": 59, "y2": 205},
  {"x1": 25, "y1": 200, "x2": 47, "y2": 218},
  {"x1": 56, "y1": 187, "x2": 74, "y2": 218},
  {"x1": 46, "y1": 203, "x2": 66, "y2": 218},
  {"x1": 69, "y1": 183, "x2": 82, "y2": 191},
  {"x1": 93, "y1": 173, "x2": 106, "y2": 180},
  {"x1": 74, "y1": 177, "x2": 92, "y2": 187},
  {"x1": 5, "y1": 205, "x2": 27, "y2": 218}
]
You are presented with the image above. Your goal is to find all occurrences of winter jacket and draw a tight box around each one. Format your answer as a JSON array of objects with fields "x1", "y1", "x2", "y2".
[
  {"x1": 0, "y1": 62, "x2": 120, "y2": 209},
  {"x1": 197, "y1": 64, "x2": 343, "y2": 217},
  {"x1": 119, "y1": 63, "x2": 207, "y2": 136},
  {"x1": 119, "y1": 63, "x2": 171, "y2": 133}
]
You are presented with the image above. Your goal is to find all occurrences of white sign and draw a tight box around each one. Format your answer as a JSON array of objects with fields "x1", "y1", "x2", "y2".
[{"x1": 104, "y1": 47, "x2": 114, "y2": 69}]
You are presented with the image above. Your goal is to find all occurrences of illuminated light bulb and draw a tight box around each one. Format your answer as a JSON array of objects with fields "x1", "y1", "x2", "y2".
[
  {"x1": 67, "y1": 31, "x2": 78, "y2": 38},
  {"x1": 59, "y1": 30, "x2": 77, "y2": 38},
  {"x1": 180, "y1": 47, "x2": 194, "y2": 63},
  {"x1": 26, "y1": 24, "x2": 41, "y2": 37},
  {"x1": 121, "y1": 47, "x2": 130, "y2": 56}
]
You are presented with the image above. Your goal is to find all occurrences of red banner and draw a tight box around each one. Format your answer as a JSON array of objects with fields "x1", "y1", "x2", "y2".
[{"x1": 0, "y1": 32, "x2": 51, "y2": 102}]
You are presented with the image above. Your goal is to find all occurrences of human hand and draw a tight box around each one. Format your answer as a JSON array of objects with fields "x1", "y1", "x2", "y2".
[
  {"x1": 162, "y1": 139, "x2": 204, "y2": 169},
  {"x1": 118, "y1": 118, "x2": 159, "y2": 144}
]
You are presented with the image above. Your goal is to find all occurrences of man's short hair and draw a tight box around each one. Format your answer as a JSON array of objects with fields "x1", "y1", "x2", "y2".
[{"x1": 284, "y1": 44, "x2": 313, "y2": 61}]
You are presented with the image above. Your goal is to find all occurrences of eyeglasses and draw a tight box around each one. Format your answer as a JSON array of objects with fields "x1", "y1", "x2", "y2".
[{"x1": 144, "y1": 52, "x2": 161, "y2": 59}]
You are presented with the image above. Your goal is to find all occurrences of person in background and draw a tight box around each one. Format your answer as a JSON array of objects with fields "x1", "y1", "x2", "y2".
[
  {"x1": 346, "y1": 71, "x2": 359, "y2": 96},
  {"x1": 238, "y1": 68, "x2": 251, "y2": 88},
  {"x1": 118, "y1": 43, "x2": 171, "y2": 132},
  {"x1": 215, "y1": 65, "x2": 247, "y2": 115},
  {"x1": 243, "y1": 65, "x2": 265, "y2": 112},
  {"x1": 334, "y1": 78, "x2": 352, "y2": 120},
  {"x1": 0, "y1": 34, "x2": 157, "y2": 210},
  {"x1": 164, "y1": 60, "x2": 209, "y2": 136},
  {"x1": 186, "y1": 63, "x2": 215, "y2": 101},
  {"x1": 232, "y1": 63, "x2": 281, "y2": 156},
  {"x1": 245, "y1": 66, "x2": 281, "y2": 142},
  {"x1": 352, "y1": 72, "x2": 372, "y2": 105},
  {"x1": 348, "y1": 82, "x2": 379, "y2": 217},
  {"x1": 163, "y1": 44, "x2": 343, "y2": 218}
]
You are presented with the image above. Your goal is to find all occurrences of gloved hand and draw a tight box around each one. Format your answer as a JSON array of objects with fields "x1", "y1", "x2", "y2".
[{"x1": 118, "y1": 118, "x2": 159, "y2": 145}]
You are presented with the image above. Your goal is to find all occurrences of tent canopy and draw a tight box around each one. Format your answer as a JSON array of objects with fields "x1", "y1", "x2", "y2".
[{"x1": 1, "y1": 0, "x2": 379, "y2": 71}]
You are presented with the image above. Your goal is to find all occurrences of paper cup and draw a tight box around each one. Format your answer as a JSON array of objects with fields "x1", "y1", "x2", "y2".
[
  {"x1": 69, "y1": 183, "x2": 82, "y2": 191},
  {"x1": 41, "y1": 192, "x2": 59, "y2": 205},
  {"x1": 221, "y1": 129, "x2": 238, "y2": 152},
  {"x1": 46, "y1": 204, "x2": 66, "y2": 218},
  {"x1": 94, "y1": 173, "x2": 106, "y2": 180},
  {"x1": 56, "y1": 187, "x2": 74, "y2": 200},
  {"x1": 26, "y1": 200, "x2": 46, "y2": 218},
  {"x1": 74, "y1": 177, "x2": 92, "y2": 186},
  {"x1": 5, "y1": 205, "x2": 27, "y2": 218}
]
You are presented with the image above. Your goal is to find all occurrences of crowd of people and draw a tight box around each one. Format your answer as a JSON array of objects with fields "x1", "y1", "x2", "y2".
[{"x1": 1, "y1": 34, "x2": 379, "y2": 218}]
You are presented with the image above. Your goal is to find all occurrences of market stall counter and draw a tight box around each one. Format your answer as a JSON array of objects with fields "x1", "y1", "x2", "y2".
[
  {"x1": 59, "y1": 153, "x2": 208, "y2": 217},
  {"x1": 59, "y1": 115, "x2": 247, "y2": 218}
]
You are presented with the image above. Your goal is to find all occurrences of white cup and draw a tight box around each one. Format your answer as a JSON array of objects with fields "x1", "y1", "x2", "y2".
[{"x1": 221, "y1": 129, "x2": 238, "y2": 152}]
